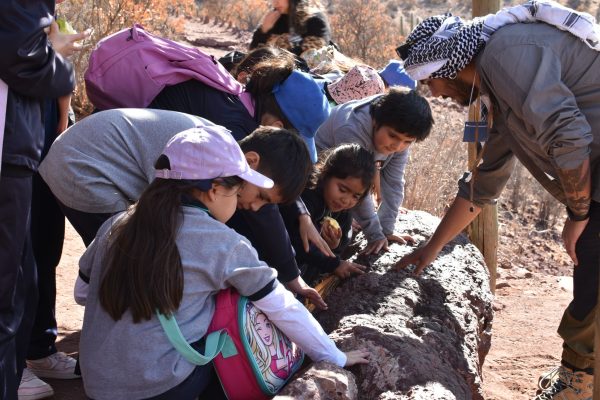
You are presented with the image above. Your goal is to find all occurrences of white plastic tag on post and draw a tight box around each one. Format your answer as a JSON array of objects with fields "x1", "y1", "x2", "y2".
[{"x1": 0, "y1": 79, "x2": 8, "y2": 177}]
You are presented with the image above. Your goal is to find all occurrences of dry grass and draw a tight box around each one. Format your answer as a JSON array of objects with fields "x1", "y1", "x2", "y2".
[{"x1": 403, "y1": 95, "x2": 564, "y2": 228}]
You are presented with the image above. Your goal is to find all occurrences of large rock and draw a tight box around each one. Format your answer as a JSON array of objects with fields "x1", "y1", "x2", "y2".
[
  {"x1": 288, "y1": 210, "x2": 494, "y2": 400},
  {"x1": 276, "y1": 362, "x2": 358, "y2": 400}
]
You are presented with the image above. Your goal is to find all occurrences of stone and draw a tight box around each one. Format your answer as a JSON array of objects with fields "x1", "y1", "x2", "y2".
[
  {"x1": 287, "y1": 211, "x2": 494, "y2": 400},
  {"x1": 276, "y1": 362, "x2": 357, "y2": 400},
  {"x1": 495, "y1": 281, "x2": 511, "y2": 289}
]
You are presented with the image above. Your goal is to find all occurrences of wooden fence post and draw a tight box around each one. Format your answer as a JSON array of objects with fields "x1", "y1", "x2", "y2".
[
  {"x1": 469, "y1": 0, "x2": 500, "y2": 294},
  {"x1": 399, "y1": 15, "x2": 404, "y2": 37}
]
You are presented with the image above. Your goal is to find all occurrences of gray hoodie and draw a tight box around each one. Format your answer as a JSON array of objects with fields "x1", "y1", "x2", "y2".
[{"x1": 315, "y1": 96, "x2": 408, "y2": 242}]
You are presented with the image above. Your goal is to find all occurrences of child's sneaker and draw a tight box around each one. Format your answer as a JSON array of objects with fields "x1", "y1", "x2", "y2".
[
  {"x1": 534, "y1": 365, "x2": 593, "y2": 400},
  {"x1": 26, "y1": 351, "x2": 80, "y2": 379},
  {"x1": 18, "y1": 368, "x2": 54, "y2": 400}
]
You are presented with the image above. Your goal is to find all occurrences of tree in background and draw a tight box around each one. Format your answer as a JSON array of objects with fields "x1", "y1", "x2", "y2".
[
  {"x1": 329, "y1": 0, "x2": 399, "y2": 68},
  {"x1": 57, "y1": 0, "x2": 195, "y2": 114}
]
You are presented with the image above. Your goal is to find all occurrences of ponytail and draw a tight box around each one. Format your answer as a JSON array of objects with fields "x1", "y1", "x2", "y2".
[
  {"x1": 99, "y1": 178, "x2": 194, "y2": 322},
  {"x1": 98, "y1": 155, "x2": 244, "y2": 323}
]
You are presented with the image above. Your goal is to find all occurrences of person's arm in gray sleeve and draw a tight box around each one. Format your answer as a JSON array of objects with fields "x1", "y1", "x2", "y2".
[
  {"x1": 352, "y1": 194, "x2": 385, "y2": 242},
  {"x1": 456, "y1": 122, "x2": 516, "y2": 206},
  {"x1": 481, "y1": 42, "x2": 592, "y2": 218},
  {"x1": 377, "y1": 149, "x2": 408, "y2": 236}
]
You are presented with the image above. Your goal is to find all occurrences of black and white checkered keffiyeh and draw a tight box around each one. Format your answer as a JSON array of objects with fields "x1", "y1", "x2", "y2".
[{"x1": 398, "y1": 0, "x2": 600, "y2": 80}]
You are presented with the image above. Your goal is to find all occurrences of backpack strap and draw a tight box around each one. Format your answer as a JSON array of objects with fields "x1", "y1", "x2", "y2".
[{"x1": 157, "y1": 312, "x2": 238, "y2": 366}]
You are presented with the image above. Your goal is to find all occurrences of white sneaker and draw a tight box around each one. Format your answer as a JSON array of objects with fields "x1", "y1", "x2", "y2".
[
  {"x1": 26, "y1": 351, "x2": 80, "y2": 379},
  {"x1": 18, "y1": 368, "x2": 54, "y2": 400}
]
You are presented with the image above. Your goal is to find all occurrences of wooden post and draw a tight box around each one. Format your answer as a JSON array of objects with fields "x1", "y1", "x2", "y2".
[
  {"x1": 468, "y1": 0, "x2": 500, "y2": 293},
  {"x1": 399, "y1": 15, "x2": 404, "y2": 37}
]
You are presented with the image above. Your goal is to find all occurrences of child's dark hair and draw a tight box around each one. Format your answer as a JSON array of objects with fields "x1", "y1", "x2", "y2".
[
  {"x1": 370, "y1": 87, "x2": 434, "y2": 141},
  {"x1": 312, "y1": 144, "x2": 375, "y2": 201},
  {"x1": 232, "y1": 46, "x2": 296, "y2": 79},
  {"x1": 99, "y1": 156, "x2": 241, "y2": 323},
  {"x1": 239, "y1": 126, "x2": 312, "y2": 204},
  {"x1": 245, "y1": 57, "x2": 296, "y2": 131}
]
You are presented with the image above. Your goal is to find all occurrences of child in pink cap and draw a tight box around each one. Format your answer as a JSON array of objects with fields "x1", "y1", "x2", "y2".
[{"x1": 77, "y1": 126, "x2": 369, "y2": 399}]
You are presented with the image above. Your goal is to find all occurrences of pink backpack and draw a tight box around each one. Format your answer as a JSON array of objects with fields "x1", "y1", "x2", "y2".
[
  {"x1": 85, "y1": 24, "x2": 254, "y2": 114},
  {"x1": 158, "y1": 288, "x2": 304, "y2": 399}
]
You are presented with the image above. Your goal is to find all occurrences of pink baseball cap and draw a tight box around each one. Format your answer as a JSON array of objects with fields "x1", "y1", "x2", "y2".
[
  {"x1": 327, "y1": 65, "x2": 386, "y2": 105},
  {"x1": 155, "y1": 126, "x2": 274, "y2": 189}
]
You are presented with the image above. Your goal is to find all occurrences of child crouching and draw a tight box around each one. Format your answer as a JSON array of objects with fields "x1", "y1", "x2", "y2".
[
  {"x1": 78, "y1": 127, "x2": 369, "y2": 399},
  {"x1": 281, "y1": 144, "x2": 375, "y2": 285}
]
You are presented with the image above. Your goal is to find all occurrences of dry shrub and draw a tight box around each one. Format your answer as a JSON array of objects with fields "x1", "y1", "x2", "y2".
[
  {"x1": 403, "y1": 97, "x2": 564, "y2": 228},
  {"x1": 403, "y1": 98, "x2": 468, "y2": 216},
  {"x1": 57, "y1": 0, "x2": 195, "y2": 115},
  {"x1": 504, "y1": 163, "x2": 564, "y2": 229},
  {"x1": 329, "y1": 0, "x2": 399, "y2": 68},
  {"x1": 197, "y1": 0, "x2": 270, "y2": 31}
]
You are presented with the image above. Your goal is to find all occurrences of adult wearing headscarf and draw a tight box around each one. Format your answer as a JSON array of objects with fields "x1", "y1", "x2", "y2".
[{"x1": 394, "y1": 2, "x2": 600, "y2": 399}]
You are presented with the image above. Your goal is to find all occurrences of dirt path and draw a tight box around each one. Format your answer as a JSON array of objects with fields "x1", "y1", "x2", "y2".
[
  {"x1": 482, "y1": 269, "x2": 572, "y2": 399},
  {"x1": 48, "y1": 221, "x2": 574, "y2": 399}
]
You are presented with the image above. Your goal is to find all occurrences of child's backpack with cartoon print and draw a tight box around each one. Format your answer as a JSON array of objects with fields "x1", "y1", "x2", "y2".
[
  {"x1": 158, "y1": 288, "x2": 304, "y2": 400},
  {"x1": 85, "y1": 24, "x2": 254, "y2": 115}
]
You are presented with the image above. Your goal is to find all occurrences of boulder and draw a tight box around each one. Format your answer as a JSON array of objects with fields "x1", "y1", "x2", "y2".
[
  {"x1": 276, "y1": 362, "x2": 358, "y2": 400},
  {"x1": 288, "y1": 210, "x2": 494, "y2": 399}
]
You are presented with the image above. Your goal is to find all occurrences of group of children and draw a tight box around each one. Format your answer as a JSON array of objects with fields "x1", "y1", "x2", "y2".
[{"x1": 34, "y1": 23, "x2": 434, "y2": 398}]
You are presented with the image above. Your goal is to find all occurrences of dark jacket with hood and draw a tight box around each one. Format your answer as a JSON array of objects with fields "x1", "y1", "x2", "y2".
[
  {"x1": 0, "y1": 0, "x2": 75, "y2": 173},
  {"x1": 280, "y1": 186, "x2": 352, "y2": 275}
]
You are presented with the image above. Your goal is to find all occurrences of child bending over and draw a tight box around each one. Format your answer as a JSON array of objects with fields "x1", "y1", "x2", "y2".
[
  {"x1": 281, "y1": 144, "x2": 374, "y2": 284},
  {"x1": 77, "y1": 127, "x2": 368, "y2": 399},
  {"x1": 315, "y1": 88, "x2": 434, "y2": 255}
]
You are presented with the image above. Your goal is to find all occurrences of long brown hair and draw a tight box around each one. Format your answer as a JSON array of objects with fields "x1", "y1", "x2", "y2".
[
  {"x1": 245, "y1": 56, "x2": 295, "y2": 128},
  {"x1": 289, "y1": 0, "x2": 323, "y2": 34},
  {"x1": 99, "y1": 156, "x2": 242, "y2": 323}
]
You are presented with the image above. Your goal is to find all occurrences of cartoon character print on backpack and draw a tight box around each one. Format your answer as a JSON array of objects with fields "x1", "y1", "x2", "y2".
[{"x1": 245, "y1": 303, "x2": 303, "y2": 392}]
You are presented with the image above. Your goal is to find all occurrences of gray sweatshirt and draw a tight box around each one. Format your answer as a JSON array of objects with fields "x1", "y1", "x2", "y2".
[
  {"x1": 39, "y1": 109, "x2": 207, "y2": 213},
  {"x1": 79, "y1": 207, "x2": 346, "y2": 399},
  {"x1": 458, "y1": 23, "x2": 600, "y2": 205},
  {"x1": 315, "y1": 96, "x2": 408, "y2": 242},
  {"x1": 79, "y1": 208, "x2": 278, "y2": 399}
]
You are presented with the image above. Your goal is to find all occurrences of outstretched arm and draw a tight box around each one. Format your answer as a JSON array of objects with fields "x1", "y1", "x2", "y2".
[
  {"x1": 394, "y1": 196, "x2": 481, "y2": 275},
  {"x1": 557, "y1": 158, "x2": 591, "y2": 265}
]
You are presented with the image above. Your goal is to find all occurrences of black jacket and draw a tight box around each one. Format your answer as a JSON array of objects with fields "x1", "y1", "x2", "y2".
[
  {"x1": 280, "y1": 187, "x2": 351, "y2": 274},
  {"x1": 0, "y1": 0, "x2": 75, "y2": 172},
  {"x1": 227, "y1": 204, "x2": 301, "y2": 283},
  {"x1": 149, "y1": 79, "x2": 260, "y2": 142},
  {"x1": 250, "y1": 12, "x2": 331, "y2": 55}
]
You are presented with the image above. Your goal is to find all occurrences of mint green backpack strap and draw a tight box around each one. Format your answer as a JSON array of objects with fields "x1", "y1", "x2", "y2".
[{"x1": 157, "y1": 312, "x2": 238, "y2": 365}]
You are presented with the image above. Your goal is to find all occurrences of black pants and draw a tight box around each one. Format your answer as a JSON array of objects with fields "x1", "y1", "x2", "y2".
[
  {"x1": 0, "y1": 172, "x2": 38, "y2": 399},
  {"x1": 57, "y1": 201, "x2": 112, "y2": 247},
  {"x1": 27, "y1": 173, "x2": 64, "y2": 360},
  {"x1": 85, "y1": 340, "x2": 227, "y2": 400},
  {"x1": 558, "y1": 201, "x2": 600, "y2": 369},
  {"x1": 146, "y1": 364, "x2": 226, "y2": 400}
]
